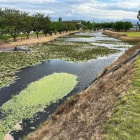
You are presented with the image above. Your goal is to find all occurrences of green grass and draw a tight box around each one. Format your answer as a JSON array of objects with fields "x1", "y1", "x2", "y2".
[
  {"x1": 0, "y1": 35, "x2": 11, "y2": 42},
  {"x1": 103, "y1": 56, "x2": 140, "y2": 140},
  {"x1": 0, "y1": 32, "x2": 44, "y2": 42},
  {"x1": 0, "y1": 72, "x2": 77, "y2": 139},
  {"x1": 122, "y1": 32, "x2": 140, "y2": 37}
]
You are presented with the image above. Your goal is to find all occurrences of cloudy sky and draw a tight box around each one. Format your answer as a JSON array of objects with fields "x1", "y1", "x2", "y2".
[{"x1": 0, "y1": 0, "x2": 140, "y2": 23}]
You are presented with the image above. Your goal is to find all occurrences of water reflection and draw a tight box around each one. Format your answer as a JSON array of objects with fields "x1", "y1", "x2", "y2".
[{"x1": 66, "y1": 32, "x2": 119, "y2": 42}]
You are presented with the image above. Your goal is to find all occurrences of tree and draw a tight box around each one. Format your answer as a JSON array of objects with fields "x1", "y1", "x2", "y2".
[
  {"x1": 81, "y1": 21, "x2": 87, "y2": 25},
  {"x1": 101, "y1": 22, "x2": 113, "y2": 30},
  {"x1": 58, "y1": 17, "x2": 62, "y2": 22},
  {"x1": 112, "y1": 21, "x2": 124, "y2": 32},
  {"x1": 112, "y1": 21, "x2": 132, "y2": 32},
  {"x1": 63, "y1": 22, "x2": 69, "y2": 33},
  {"x1": 56, "y1": 22, "x2": 64, "y2": 34},
  {"x1": 32, "y1": 13, "x2": 45, "y2": 38},
  {"x1": 0, "y1": 9, "x2": 6, "y2": 36},
  {"x1": 93, "y1": 23, "x2": 102, "y2": 30},
  {"x1": 75, "y1": 23, "x2": 81, "y2": 30},
  {"x1": 42, "y1": 16, "x2": 51, "y2": 36},
  {"x1": 22, "y1": 15, "x2": 33, "y2": 39},
  {"x1": 88, "y1": 23, "x2": 93, "y2": 32},
  {"x1": 67, "y1": 22, "x2": 76, "y2": 31},
  {"x1": 0, "y1": 10, "x2": 8, "y2": 42},
  {"x1": 123, "y1": 21, "x2": 133, "y2": 31},
  {"x1": 50, "y1": 22, "x2": 57, "y2": 35},
  {"x1": 83, "y1": 25, "x2": 88, "y2": 31},
  {"x1": 1, "y1": 8, "x2": 27, "y2": 42}
]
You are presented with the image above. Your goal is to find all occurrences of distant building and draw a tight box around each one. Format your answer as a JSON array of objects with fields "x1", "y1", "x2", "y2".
[{"x1": 71, "y1": 20, "x2": 82, "y2": 25}]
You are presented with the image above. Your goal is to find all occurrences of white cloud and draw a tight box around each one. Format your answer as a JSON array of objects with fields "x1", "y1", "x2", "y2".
[
  {"x1": 108, "y1": 0, "x2": 140, "y2": 10},
  {"x1": 26, "y1": 9, "x2": 55, "y2": 14},
  {"x1": 64, "y1": 13, "x2": 72, "y2": 17},
  {"x1": 71, "y1": 0, "x2": 139, "y2": 21},
  {"x1": 0, "y1": 0, "x2": 56, "y2": 3},
  {"x1": 0, "y1": 0, "x2": 139, "y2": 21}
]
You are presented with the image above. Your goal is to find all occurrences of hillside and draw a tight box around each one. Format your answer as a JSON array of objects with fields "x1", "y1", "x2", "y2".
[{"x1": 25, "y1": 42, "x2": 140, "y2": 139}]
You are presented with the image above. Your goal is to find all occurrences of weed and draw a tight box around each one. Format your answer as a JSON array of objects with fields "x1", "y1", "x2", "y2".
[{"x1": 103, "y1": 56, "x2": 140, "y2": 140}]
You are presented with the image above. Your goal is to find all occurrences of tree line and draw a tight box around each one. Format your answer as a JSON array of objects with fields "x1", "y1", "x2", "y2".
[
  {"x1": 0, "y1": 8, "x2": 79, "y2": 42},
  {"x1": 81, "y1": 21, "x2": 133, "y2": 32},
  {"x1": 0, "y1": 8, "x2": 133, "y2": 42}
]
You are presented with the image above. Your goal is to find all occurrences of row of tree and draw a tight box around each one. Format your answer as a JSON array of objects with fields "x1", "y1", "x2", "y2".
[
  {"x1": 81, "y1": 21, "x2": 133, "y2": 32},
  {"x1": 0, "y1": 8, "x2": 133, "y2": 42},
  {"x1": 0, "y1": 8, "x2": 78, "y2": 42}
]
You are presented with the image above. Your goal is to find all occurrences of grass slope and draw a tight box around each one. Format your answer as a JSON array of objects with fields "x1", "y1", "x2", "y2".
[
  {"x1": 103, "y1": 56, "x2": 140, "y2": 140},
  {"x1": 0, "y1": 73, "x2": 77, "y2": 140},
  {"x1": 122, "y1": 32, "x2": 140, "y2": 37},
  {"x1": 103, "y1": 30, "x2": 140, "y2": 42}
]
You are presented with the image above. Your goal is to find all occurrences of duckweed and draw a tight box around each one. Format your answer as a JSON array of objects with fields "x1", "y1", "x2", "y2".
[{"x1": 0, "y1": 73, "x2": 77, "y2": 139}]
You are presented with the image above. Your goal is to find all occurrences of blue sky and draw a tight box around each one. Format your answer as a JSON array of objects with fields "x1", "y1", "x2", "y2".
[{"x1": 0, "y1": 0, "x2": 140, "y2": 23}]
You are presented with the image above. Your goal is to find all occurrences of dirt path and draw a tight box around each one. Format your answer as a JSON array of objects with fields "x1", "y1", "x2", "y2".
[{"x1": 0, "y1": 31, "x2": 79, "y2": 50}]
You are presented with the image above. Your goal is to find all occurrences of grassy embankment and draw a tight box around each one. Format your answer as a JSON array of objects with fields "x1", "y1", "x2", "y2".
[
  {"x1": 121, "y1": 32, "x2": 140, "y2": 37},
  {"x1": 102, "y1": 30, "x2": 140, "y2": 43},
  {"x1": 102, "y1": 32, "x2": 140, "y2": 140},
  {"x1": 103, "y1": 55, "x2": 140, "y2": 140}
]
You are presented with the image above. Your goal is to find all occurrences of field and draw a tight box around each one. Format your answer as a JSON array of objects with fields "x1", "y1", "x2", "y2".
[
  {"x1": 122, "y1": 32, "x2": 140, "y2": 37},
  {"x1": 103, "y1": 30, "x2": 140, "y2": 42}
]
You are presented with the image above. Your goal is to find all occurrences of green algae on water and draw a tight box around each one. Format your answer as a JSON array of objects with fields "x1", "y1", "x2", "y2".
[{"x1": 0, "y1": 72, "x2": 78, "y2": 139}]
